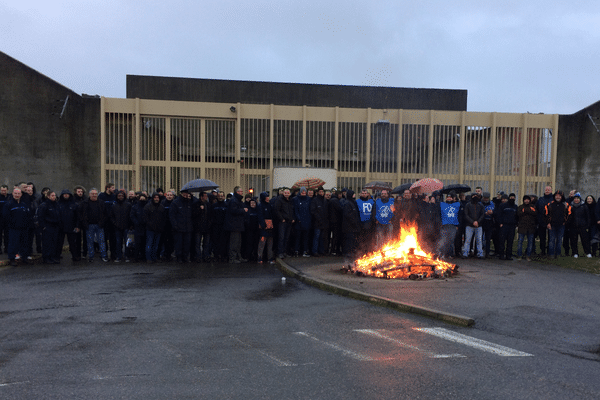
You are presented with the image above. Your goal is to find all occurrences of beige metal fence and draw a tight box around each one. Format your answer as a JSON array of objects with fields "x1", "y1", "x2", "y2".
[{"x1": 101, "y1": 98, "x2": 558, "y2": 197}]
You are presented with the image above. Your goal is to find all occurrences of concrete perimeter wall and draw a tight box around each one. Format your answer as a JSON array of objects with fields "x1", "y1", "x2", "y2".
[
  {"x1": 0, "y1": 51, "x2": 100, "y2": 193},
  {"x1": 556, "y1": 101, "x2": 600, "y2": 197}
]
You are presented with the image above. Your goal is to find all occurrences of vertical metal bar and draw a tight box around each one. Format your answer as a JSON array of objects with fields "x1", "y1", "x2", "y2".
[
  {"x1": 428, "y1": 110, "x2": 434, "y2": 177},
  {"x1": 134, "y1": 99, "x2": 141, "y2": 191},
  {"x1": 519, "y1": 114, "x2": 529, "y2": 198},
  {"x1": 489, "y1": 113, "x2": 497, "y2": 196},
  {"x1": 269, "y1": 105, "x2": 274, "y2": 188},
  {"x1": 458, "y1": 111, "x2": 466, "y2": 184},
  {"x1": 551, "y1": 114, "x2": 559, "y2": 189},
  {"x1": 365, "y1": 108, "x2": 371, "y2": 184},
  {"x1": 100, "y1": 98, "x2": 106, "y2": 190},
  {"x1": 235, "y1": 102, "x2": 241, "y2": 187},
  {"x1": 396, "y1": 109, "x2": 403, "y2": 185}
]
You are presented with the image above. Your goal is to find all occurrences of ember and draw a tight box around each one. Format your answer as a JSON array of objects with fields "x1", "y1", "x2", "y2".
[{"x1": 348, "y1": 224, "x2": 458, "y2": 280}]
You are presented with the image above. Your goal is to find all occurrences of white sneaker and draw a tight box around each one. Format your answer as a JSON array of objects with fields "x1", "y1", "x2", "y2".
[
  {"x1": 587, "y1": 254, "x2": 592, "y2": 258},
  {"x1": 573, "y1": 254, "x2": 578, "y2": 258}
]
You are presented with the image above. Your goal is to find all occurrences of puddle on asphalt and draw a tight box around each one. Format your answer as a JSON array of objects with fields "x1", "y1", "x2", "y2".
[{"x1": 244, "y1": 279, "x2": 300, "y2": 301}]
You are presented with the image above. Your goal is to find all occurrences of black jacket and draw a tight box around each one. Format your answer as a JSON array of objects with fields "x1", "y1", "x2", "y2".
[
  {"x1": 110, "y1": 197, "x2": 132, "y2": 231},
  {"x1": 130, "y1": 199, "x2": 148, "y2": 233},
  {"x1": 169, "y1": 195, "x2": 194, "y2": 233},
  {"x1": 545, "y1": 200, "x2": 570, "y2": 228},
  {"x1": 273, "y1": 195, "x2": 294, "y2": 223},
  {"x1": 78, "y1": 198, "x2": 106, "y2": 229},
  {"x1": 310, "y1": 194, "x2": 329, "y2": 230},
  {"x1": 342, "y1": 191, "x2": 361, "y2": 233},
  {"x1": 463, "y1": 201, "x2": 485, "y2": 227},
  {"x1": 144, "y1": 200, "x2": 166, "y2": 233},
  {"x1": 496, "y1": 200, "x2": 518, "y2": 226},
  {"x1": 37, "y1": 198, "x2": 61, "y2": 229},
  {"x1": 569, "y1": 201, "x2": 590, "y2": 229},
  {"x1": 224, "y1": 193, "x2": 246, "y2": 232},
  {"x1": 57, "y1": 190, "x2": 79, "y2": 232}
]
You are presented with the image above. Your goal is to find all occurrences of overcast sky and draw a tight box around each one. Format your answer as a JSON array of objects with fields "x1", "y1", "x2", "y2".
[{"x1": 2, "y1": 1, "x2": 598, "y2": 114}]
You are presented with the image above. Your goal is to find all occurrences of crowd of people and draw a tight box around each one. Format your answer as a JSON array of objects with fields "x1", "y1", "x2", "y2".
[{"x1": 1, "y1": 181, "x2": 597, "y2": 267}]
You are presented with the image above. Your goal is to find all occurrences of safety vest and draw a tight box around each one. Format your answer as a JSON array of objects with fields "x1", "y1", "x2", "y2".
[
  {"x1": 375, "y1": 198, "x2": 394, "y2": 225},
  {"x1": 356, "y1": 198, "x2": 374, "y2": 222}
]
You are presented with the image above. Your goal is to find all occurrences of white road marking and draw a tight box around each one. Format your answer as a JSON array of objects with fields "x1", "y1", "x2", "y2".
[
  {"x1": 355, "y1": 329, "x2": 465, "y2": 358},
  {"x1": 414, "y1": 327, "x2": 533, "y2": 357},
  {"x1": 293, "y1": 332, "x2": 393, "y2": 361},
  {"x1": 0, "y1": 381, "x2": 29, "y2": 387},
  {"x1": 229, "y1": 335, "x2": 297, "y2": 367}
]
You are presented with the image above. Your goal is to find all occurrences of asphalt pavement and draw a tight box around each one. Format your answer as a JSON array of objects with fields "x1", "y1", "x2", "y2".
[{"x1": 277, "y1": 254, "x2": 600, "y2": 358}]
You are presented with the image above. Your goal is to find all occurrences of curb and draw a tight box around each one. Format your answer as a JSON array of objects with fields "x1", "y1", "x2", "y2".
[{"x1": 276, "y1": 258, "x2": 475, "y2": 328}]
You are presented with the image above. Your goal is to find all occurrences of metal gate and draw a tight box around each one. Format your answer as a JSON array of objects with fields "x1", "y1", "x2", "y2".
[{"x1": 101, "y1": 98, "x2": 558, "y2": 197}]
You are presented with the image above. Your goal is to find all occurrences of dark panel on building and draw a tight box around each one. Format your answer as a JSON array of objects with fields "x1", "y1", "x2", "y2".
[
  {"x1": 127, "y1": 75, "x2": 468, "y2": 111},
  {"x1": 556, "y1": 101, "x2": 600, "y2": 196},
  {"x1": 0, "y1": 51, "x2": 100, "y2": 192}
]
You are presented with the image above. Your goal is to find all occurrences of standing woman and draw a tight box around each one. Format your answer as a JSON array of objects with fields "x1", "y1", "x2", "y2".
[
  {"x1": 37, "y1": 191, "x2": 61, "y2": 264},
  {"x1": 585, "y1": 195, "x2": 598, "y2": 257}
]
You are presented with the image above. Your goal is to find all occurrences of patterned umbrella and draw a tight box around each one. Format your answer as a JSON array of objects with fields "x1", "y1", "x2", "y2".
[
  {"x1": 364, "y1": 181, "x2": 392, "y2": 191},
  {"x1": 181, "y1": 178, "x2": 219, "y2": 192},
  {"x1": 409, "y1": 178, "x2": 444, "y2": 194},
  {"x1": 291, "y1": 177, "x2": 326, "y2": 190}
]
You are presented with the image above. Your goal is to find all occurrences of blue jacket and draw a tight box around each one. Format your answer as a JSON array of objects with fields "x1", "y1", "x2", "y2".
[{"x1": 3, "y1": 198, "x2": 32, "y2": 230}]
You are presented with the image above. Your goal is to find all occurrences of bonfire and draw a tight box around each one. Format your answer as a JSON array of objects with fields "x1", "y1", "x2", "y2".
[{"x1": 348, "y1": 224, "x2": 458, "y2": 280}]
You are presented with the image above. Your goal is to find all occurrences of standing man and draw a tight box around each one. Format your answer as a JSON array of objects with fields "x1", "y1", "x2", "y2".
[
  {"x1": 169, "y1": 189, "x2": 194, "y2": 263},
  {"x1": 57, "y1": 189, "x2": 81, "y2": 262},
  {"x1": 536, "y1": 186, "x2": 553, "y2": 257},
  {"x1": 144, "y1": 192, "x2": 166, "y2": 263},
  {"x1": 293, "y1": 187, "x2": 312, "y2": 257},
  {"x1": 462, "y1": 193, "x2": 485, "y2": 259},
  {"x1": 310, "y1": 186, "x2": 328, "y2": 256},
  {"x1": 516, "y1": 195, "x2": 537, "y2": 261},
  {"x1": 496, "y1": 193, "x2": 518, "y2": 260},
  {"x1": 546, "y1": 190, "x2": 570, "y2": 259},
  {"x1": 342, "y1": 189, "x2": 361, "y2": 260},
  {"x1": 110, "y1": 190, "x2": 131, "y2": 262},
  {"x1": 224, "y1": 186, "x2": 247, "y2": 263},
  {"x1": 373, "y1": 189, "x2": 394, "y2": 248},
  {"x1": 73, "y1": 186, "x2": 87, "y2": 259},
  {"x1": 356, "y1": 188, "x2": 375, "y2": 253},
  {"x1": 274, "y1": 188, "x2": 294, "y2": 259},
  {"x1": 98, "y1": 183, "x2": 117, "y2": 260},
  {"x1": 209, "y1": 191, "x2": 228, "y2": 262},
  {"x1": 78, "y1": 188, "x2": 109, "y2": 263},
  {"x1": 439, "y1": 192, "x2": 460, "y2": 259},
  {"x1": 568, "y1": 193, "x2": 592, "y2": 258},
  {"x1": 37, "y1": 191, "x2": 61, "y2": 264},
  {"x1": 480, "y1": 192, "x2": 495, "y2": 258},
  {"x1": 0, "y1": 185, "x2": 9, "y2": 254},
  {"x1": 3, "y1": 188, "x2": 32, "y2": 266}
]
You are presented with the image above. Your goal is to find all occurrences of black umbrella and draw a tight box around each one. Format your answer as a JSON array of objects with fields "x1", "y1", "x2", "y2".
[
  {"x1": 391, "y1": 182, "x2": 413, "y2": 194},
  {"x1": 441, "y1": 183, "x2": 471, "y2": 194},
  {"x1": 181, "y1": 178, "x2": 219, "y2": 192}
]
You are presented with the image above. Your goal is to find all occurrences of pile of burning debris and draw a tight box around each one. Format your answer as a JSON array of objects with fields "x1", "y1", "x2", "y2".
[{"x1": 343, "y1": 225, "x2": 458, "y2": 280}]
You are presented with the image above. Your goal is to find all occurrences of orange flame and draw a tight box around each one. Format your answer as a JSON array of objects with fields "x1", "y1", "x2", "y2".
[{"x1": 354, "y1": 224, "x2": 455, "y2": 279}]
